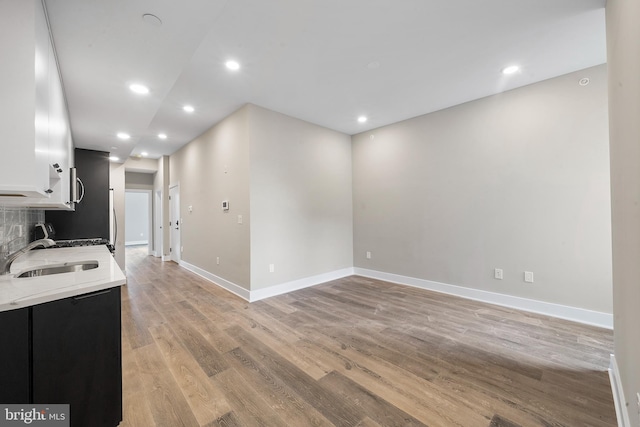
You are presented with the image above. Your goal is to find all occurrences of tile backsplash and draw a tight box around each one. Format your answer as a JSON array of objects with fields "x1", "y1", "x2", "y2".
[{"x1": 0, "y1": 207, "x2": 45, "y2": 253}]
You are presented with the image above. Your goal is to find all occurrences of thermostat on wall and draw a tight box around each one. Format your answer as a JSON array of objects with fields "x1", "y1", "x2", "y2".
[{"x1": 222, "y1": 200, "x2": 229, "y2": 211}]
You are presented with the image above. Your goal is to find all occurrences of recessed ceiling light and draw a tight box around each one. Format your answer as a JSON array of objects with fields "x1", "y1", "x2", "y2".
[
  {"x1": 225, "y1": 60, "x2": 240, "y2": 71},
  {"x1": 141, "y1": 152, "x2": 148, "y2": 157},
  {"x1": 117, "y1": 132, "x2": 130, "y2": 140},
  {"x1": 357, "y1": 116, "x2": 368, "y2": 123},
  {"x1": 129, "y1": 83, "x2": 149, "y2": 94},
  {"x1": 502, "y1": 65, "x2": 520, "y2": 75},
  {"x1": 109, "y1": 156, "x2": 120, "y2": 161},
  {"x1": 158, "y1": 133, "x2": 167, "y2": 140},
  {"x1": 183, "y1": 105, "x2": 195, "y2": 113}
]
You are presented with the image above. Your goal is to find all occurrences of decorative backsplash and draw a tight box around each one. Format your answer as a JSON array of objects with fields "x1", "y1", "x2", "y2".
[{"x1": 0, "y1": 207, "x2": 45, "y2": 253}]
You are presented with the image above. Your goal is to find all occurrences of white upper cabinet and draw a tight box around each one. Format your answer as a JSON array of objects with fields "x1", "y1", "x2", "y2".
[{"x1": 0, "y1": 0, "x2": 74, "y2": 209}]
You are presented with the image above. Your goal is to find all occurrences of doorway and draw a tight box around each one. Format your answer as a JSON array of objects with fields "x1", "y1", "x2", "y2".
[
  {"x1": 169, "y1": 184, "x2": 181, "y2": 263},
  {"x1": 124, "y1": 190, "x2": 152, "y2": 255}
]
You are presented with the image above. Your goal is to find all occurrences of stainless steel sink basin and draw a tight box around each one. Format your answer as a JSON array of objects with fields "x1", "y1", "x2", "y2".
[{"x1": 16, "y1": 260, "x2": 99, "y2": 278}]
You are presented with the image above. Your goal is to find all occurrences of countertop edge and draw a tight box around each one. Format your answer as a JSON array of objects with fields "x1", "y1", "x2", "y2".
[{"x1": 0, "y1": 246, "x2": 126, "y2": 312}]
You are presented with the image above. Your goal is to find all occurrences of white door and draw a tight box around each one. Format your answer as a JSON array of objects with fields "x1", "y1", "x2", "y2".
[
  {"x1": 154, "y1": 190, "x2": 163, "y2": 257},
  {"x1": 169, "y1": 185, "x2": 181, "y2": 263}
]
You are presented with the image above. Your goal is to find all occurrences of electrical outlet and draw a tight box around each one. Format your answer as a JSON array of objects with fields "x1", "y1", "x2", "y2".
[
  {"x1": 366, "y1": 251, "x2": 371, "y2": 259},
  {"x1": 181, "y1": 246, "x2": 184, "y2": 253},
  {"x1": 494, "y1": 268, "x2": 503, "y2": 280},
  {"x1": 524, "y1": 271, "x2": 534, "y2": 283},
  {"x1": 269, "y1": 264, "x2": 275, "y2": 273},
  {"x1": 216, "y1": 257, "x2": 220, "y2": 265}
]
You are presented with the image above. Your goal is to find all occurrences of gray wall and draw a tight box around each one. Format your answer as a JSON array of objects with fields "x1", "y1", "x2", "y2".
[
  {"x1": 125, "y1": 191, "x2": 149, "y2": 245},
  {"x1": 125, "y1": 172, "x2": 154, "y2": 188},
  {"x1": 606, "y1": 0, "x2": 640, "y2": 423},
  {"x1": 170, "y1": 106, "x2": 251, "y2": 289},
  {"x1": 248, "y1": 104, "x2": 353, "y2": 289},
  {"x1": 352, "y1": 65, "x2": 612, "y2": 313},
  {"x1": 169, "y1": 104, "x2": 353, "y2": 292}
]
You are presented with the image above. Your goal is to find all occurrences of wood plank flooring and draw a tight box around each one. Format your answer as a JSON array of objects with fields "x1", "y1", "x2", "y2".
[{"x1": 119, "y1": 246, "x2": 616, "y2": 427}]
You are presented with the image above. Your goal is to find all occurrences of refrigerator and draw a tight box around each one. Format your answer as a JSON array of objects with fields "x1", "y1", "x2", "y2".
[{"x1": 46, "y1": 149, "x2": 111, "y2": 241}]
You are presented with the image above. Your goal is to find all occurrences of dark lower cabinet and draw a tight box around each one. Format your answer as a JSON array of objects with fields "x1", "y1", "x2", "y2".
[
  {"x1": 0, "y1": 308, "x2": 30, "y2": 403},
  {"x1": 0, "y1": 287, "x2": 122, "y2": 427}
]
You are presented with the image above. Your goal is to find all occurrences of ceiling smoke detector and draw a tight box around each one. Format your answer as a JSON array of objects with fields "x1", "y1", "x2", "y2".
[
  {"x1": 142, "y1": 14, "x2": 162, "y2": 27},
  {"x1": 579, "y1": 77, "x2": 590, "y2": 86}
]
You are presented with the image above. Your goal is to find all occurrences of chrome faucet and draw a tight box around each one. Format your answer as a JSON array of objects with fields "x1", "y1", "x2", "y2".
[{"x1": 0, "y1": 239, "x2": 56, "y2": 275}]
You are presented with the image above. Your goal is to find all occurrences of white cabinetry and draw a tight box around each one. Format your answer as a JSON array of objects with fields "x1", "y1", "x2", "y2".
[{"x1": 0, "y1": 0, "x2": 73, "y2": 210}]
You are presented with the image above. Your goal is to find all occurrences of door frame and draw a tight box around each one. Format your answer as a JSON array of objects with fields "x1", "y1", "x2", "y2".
[
  {"x1": 169, "y1": 184, "x2": 181, "y2": 264},
  {"x1": 154, "y1": 190, "x2": 163, "y2": 258}
]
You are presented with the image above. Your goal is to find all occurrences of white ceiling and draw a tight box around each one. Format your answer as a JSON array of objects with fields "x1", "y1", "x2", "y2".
[{"x1": 44, "y1": 0, "x2": 607, "y2": 162}]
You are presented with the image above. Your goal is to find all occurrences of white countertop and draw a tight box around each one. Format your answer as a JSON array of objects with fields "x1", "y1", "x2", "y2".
[{"x1": 0, "y1": 246, "x2": 126, "y2": 312}]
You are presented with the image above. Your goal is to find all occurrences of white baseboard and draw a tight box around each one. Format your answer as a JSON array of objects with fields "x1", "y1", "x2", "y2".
[
  {"x1": 609, "y1": 354, "x2": 631, "y2": 427},
  {"x1": 172, "y1": 259, "x2": 613, "y2": 328},
  {"x1": 161, "y1": 255, "x2": 171, "y2": 262},
  {"x1": 354, "y1": 268, "x2": 613, "y2": 329},
  {"x1": 177, "y1": 261, "x2": 354, "y2": 303},
  {"x1": 125, "y1": 240, "x2": 148, "y2": 246},
  {"x1": 179, "y1": 260, "x2": 251, "y2": 301},
  {"x1": 250, "y1": 267, "x2": 355, "y2": 302}
]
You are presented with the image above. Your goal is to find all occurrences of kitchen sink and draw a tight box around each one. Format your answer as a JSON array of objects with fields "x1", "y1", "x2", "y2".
[{"x1": 16, "y1": 260, "x2": 99, "y2": 278}]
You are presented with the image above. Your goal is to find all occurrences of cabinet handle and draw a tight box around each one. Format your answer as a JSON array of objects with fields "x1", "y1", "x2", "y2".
[
  {"x1": 73, "y1": 289, "x2": 112, "y2": 301},
  {"x1": 45, "y1": 189, "x2": 53, "y2": 194},
  {"x1": 76, "y1": 177, "x2": 85, "y2": 203},
  {"x1": 52, "y1": 163, "x2": 60, "y2": 168}
]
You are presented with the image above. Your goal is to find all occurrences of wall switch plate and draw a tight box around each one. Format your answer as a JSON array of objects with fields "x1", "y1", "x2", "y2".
[
  {"x1": 216, "y1": 257, "x2": 220, "y2": 265},
  {"x1": 237, "y1": 215, "x2": 243, "y2": 224},
  {"x1": 181, "y1": 246, "x2": 184, "y2": 253},
  {"x1": 524, "y1": 271, "x2": 534, "y2": 283},
  {"x1": 366, "y1": 251, "x2": 371, "y2": 259},
  {"x1": 494, "y1": 268, "x2": 503, "y2": 280},
  {"x1": 269, "y1": 264, "x2": 275, "y2": 273}
]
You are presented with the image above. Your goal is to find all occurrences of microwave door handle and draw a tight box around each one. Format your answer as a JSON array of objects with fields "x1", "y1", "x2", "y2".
[{"x1": 77, "y1": 177, "x2": 85, "y2": 203}]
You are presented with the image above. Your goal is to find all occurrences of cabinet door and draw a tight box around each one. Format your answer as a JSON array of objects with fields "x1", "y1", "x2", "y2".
[
  {"x1": 44, "y1": 32, "x2": 72, "y2": 208},
  {"x1": 32, "y1": 287, "x2": 122, "y2": 427},
  {"x1": 33, "y1": 0, "x2": 52, "y2": 195},
  {"x1": 0, "y1": 308, "x2": 30, "y2": 403}
]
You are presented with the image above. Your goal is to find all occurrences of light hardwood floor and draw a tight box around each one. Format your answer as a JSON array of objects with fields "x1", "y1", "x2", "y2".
[{"x1": 120, "y1": 246, "x2": 615, "y2": 427}]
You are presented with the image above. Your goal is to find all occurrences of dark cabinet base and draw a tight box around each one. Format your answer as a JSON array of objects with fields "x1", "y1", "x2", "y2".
[
  {"x1": 0, "y1": 308, "x2": 30, "y2": 403},
  {"x1": 0, "y1": 287, "x2": 122, "y2": 427}
]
